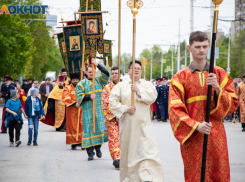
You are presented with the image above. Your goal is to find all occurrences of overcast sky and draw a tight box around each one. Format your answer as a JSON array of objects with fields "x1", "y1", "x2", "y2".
[{"x1": 41, "y1": 0, "x2": 235, "y2": 58}]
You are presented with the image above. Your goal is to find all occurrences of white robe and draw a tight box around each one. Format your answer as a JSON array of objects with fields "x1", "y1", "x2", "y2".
[{"x1": 109, "y1": 79, "x2": 164, "y2": 182}]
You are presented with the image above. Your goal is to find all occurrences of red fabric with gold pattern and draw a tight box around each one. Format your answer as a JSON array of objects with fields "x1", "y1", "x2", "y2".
[
  {"x1": 17, "y1": 88, "x2": 26, "y2": 110},
  {"x1": 169, "y1": 66, "x2": 238, "y2": 182},
  {"x1": 62, "y1": 84, "x2": 83, "y2": 145},
  {"x1": 102, "y1": 82, "x2": 120, "y2": 160},
  {"x1": 236, "y1": 82, "x2": 245, "y2": 123}
]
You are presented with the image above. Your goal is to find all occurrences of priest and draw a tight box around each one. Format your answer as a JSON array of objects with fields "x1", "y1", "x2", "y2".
[
  {"x1": 109, "y1": 60, "x2": 164, "y2": 182},
  {"x1": 75, "y1": 59, "x2": 109, "y2": 161},
  {"x1": 41, "y1": 75, "x2": 66, "y2": 132},
  {"x1": 62, "y1": 73, "x2": 83, "y2": 149},
  {"x1": 101, "y1": 67, "x2": 120, "y2": 169}
]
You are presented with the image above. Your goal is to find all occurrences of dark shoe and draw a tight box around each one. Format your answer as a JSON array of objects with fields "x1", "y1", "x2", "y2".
[
  {"x1": 27, "y1": 141, "x2": 32, "y2": 146},
  {"x1": 33, "y1": 141, "x2": 38, "y2": 146},
  {"x1": 1, "y1": 130, "x2": 7, "y2": 134},
  {"x1": 88, "y1": 155, "x2": 94, "y2": 161},
  {"x1": 81, "y1": 148, "x2": 85, "y2": 150},
  {"x1": 242, "y1": 128, "x2": 245, "y2": 132},
  {"x1": 113, "y1": 159, "x2": 120, "y2": 169},
  {"x1": 16, "y1": 140, "x2": 21, "y2": 147},
  {"x1": 56, "y1": 128, "x2": 61, "y2": 131},
  {"x1": 157, "y1": 119, "x2": 161, "y2": 122},
  {"x1": 71, "y1": 145, "x2": 77, "y2": 150},
  {"x1": 162, "y1": 119, "x2": 167, "y2": 122},
  {"x1": 96, "y1": 150, "x2": 102, "y2": 158}
]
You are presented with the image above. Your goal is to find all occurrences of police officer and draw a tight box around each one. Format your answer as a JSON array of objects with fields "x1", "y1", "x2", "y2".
[
  {"x1": 155, "y1": 78, "x2": 163, "y2": 121},
  {"x1": 159, "y1": 77, "x2": 169, "y2": 122},
  {"x1": 0, "y1": 76, "x2": 16, "y2": 133}
]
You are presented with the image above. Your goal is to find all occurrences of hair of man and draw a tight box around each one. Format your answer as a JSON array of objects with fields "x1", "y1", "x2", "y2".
[
  {"x1": 189, "y1": 31, "x2": 209, "y2": 45},
  {"x1": 128, "y1": 60, "x2": 142, "y2": 69}
]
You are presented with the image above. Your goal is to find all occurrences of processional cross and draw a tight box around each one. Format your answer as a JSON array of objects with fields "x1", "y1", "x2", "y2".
[{"x1": 126, "y1": 0, "x2": 143, "y2": 107}]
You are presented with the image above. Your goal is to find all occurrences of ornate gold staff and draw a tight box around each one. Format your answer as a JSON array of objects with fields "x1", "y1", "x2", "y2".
[
  {"x1": 201, "y1": 0, "x2": 223, "y2": 182},
  {"x1": 127, "y1": 0, "x2": 143, "y2": 107}
]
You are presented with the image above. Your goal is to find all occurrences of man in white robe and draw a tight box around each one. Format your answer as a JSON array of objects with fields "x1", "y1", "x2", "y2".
[{"x1": 109, "y1": 60, "x2": 164, "y2": 182}]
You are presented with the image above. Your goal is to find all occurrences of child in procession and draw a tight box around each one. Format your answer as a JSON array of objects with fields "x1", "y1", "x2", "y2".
[
  {"x1": 25, "y1": 88, "x2": 45, "y2": 146},
  {"x1": 5, "y1": 90, "x2": 27, "y2": 147}
]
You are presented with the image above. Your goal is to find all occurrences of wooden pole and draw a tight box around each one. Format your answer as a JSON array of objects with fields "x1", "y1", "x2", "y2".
[
  {"x1": 86, "y1": 0, "x2": 88, "y2": 12},
  {"x1": 76, "y1": 108, "x2": 80, "y2": 141},
  {"x1": 92, "y1": 62, "x2": 95, "y2": 133},
  {"x1": 127, "y1": 0, "x2": 143, "y2": 106},
  {"x1": 118, "y1": 0, "x2": 121, "y2": 83},
  {"x1": 81, "y1": 40, "x2": 85, "y2": 79},
  {"x1": 201, "y1": 1, "x2": 223, "y2": 182}
]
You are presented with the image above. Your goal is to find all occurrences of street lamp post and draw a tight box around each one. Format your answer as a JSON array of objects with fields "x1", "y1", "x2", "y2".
[
  {"x1": 150, "y1": 52, "x2": 153, "y2": 80},
  {"x1": 227, "y1": 28, "x2": 231, "y2": 74},
  {"x1": 161, "y1": 59, "x2": 163, "y2": 78}
]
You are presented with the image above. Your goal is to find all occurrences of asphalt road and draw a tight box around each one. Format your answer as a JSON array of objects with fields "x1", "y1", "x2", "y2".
[{"x1": 0, "y1": 107, "x2": 245, "y2": 182}]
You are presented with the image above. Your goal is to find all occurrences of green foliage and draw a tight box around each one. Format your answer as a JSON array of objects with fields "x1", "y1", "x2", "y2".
[
  {"x1": 216, "y1": 30, "x2": 245, "y2": 78},
  {"x1": 0, "y1": 13, "x2": 34, "y2": 78},
  {"x1": 230, "y1": 30, "x2": 245, "y2": 77},
  {"x1": 19, "y1": 0, "x2": 64, "y2": 80},
  {"x1": 0, "y1": 0, "x2": 64, "y2": 81}
]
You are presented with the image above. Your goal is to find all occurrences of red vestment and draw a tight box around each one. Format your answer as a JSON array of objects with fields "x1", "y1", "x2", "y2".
[
  {"x1": 17, "y1": 88, "x2": 26, "y2": 110},
  {"x1": 236, "y1": 82, "x2": 245, "y2": 124},
  {"x1": 62, "y1": 84, "x2": 83, "y2": 145},
  {"x1": 101, "y1": 82, "x2": 120, "y2": 160},
  {"x1": 169, "y1": 66, "x2": 238, "y2": 182}
]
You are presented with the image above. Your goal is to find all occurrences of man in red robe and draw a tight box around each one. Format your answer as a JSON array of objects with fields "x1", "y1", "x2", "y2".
[
  {"x1": 169, "y1": 31, "x2": 238, "y2": 182},
  {"x1": 101, "y1": 67, "x2": 120, "y2": 169},
  {"x1": 62, "y1": 73, "x2": 83, "y2": 150}
]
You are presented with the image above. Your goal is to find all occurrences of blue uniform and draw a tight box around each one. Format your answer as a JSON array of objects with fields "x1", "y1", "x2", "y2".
[
  {"x1": 159, "y1": 84, "x2": 169, "y2": 120},
  {"x1": 155, "y1": 85, "x2": 162, "y2": 120}
]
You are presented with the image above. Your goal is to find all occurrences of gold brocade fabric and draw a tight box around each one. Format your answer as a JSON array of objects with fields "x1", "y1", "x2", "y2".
[
  {"x1": 109, "y1": 79, "x2": 164, "y2": 182},
  {"x1": 236, "y1": 82, "x2": 245, "y2": 123},
  {"x1": 62, "y1": 84, "x2": 83, "y2": 145},
  {"x1": 169, "y1": 66, "x2": 238, "y2": 182},
  {"x1": 43, "y1": 85, "x2": 65, "y2": 128}
]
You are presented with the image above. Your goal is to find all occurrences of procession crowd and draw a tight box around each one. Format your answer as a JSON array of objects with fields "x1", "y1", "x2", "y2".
[{"x1": 0, "y1": 31, "x2": 244, "y2": 182}]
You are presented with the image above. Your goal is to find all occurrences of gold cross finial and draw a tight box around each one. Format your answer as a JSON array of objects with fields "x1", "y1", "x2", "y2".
[
  {"x1": 127, "y1": 0, "x2": 144, "y2": 9},
  {"x1": 127, "y1": 0, "x2": 143, "y2": 15}
]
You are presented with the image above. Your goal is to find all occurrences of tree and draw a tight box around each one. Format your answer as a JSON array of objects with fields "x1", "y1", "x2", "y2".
[
  {"x1": 230, "y1": 30, "x2": 245, "y2": 78},
  {"x1": 0, "y1": 0, "x2": 64, "y2": 80},
  {"x1": 215, "y1": 30, "x2": 245, "y2": 78},
  {"x1": 0, "y1": 13, "x2": 34, "y2": 78},
  {"x1": 18, "y1": 0, "x2": 64, "y2": 80}
]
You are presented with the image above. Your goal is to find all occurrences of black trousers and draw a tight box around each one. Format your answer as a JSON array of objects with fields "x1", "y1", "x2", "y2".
[
  {"x1": 9, "y1": 119, "x2": 21, "y2": 143},
  {"x1": 86, "y1": 145, "x2": 101, "y2": 156},
  {"x1": 242, "y1": 123, "x2": 245, "y2": 128}
]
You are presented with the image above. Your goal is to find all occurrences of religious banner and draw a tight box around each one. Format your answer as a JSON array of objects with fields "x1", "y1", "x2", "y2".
[
  {"x1": 57, "y1": 33, "x2": 69, "y2": 76},
  {"x1": 103, "y1": 39, "x2": 112, "y2": 67},
  {"x1": 63, "y1": 25, "x2": 83, "y2": 77},
  {"x1": 96, "y1": 40, "x2": 112, "y2": 67},
  {"x1": 80, "y1": 0, "x2": 101, "y2": 12},
  {"x1": 80, "y1": 12, "x2": 104, "y2": 58}
]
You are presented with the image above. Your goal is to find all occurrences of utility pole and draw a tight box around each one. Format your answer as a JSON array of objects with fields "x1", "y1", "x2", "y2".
[
  {"x1": 190, "y1": 0, "x2": 194, "y2": 63},
  {"x1": 150, "y1": 52, "x2": 153, "y2": 80},
  {"x1": 227, "y1": 28, "x2": 231, "y2": 74},
  {"x1": 185, "y1": 43, "x2": 187, "y2": 67},
  {"x1": 177, "y1": 19, "x2": 181, "y2": 72},
  {"x1": 161, "y1": 60, "x2": 163, "y2": 78},
  {"x1": 171, "y1": 46, "x2": 174, "y2": 78}
]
